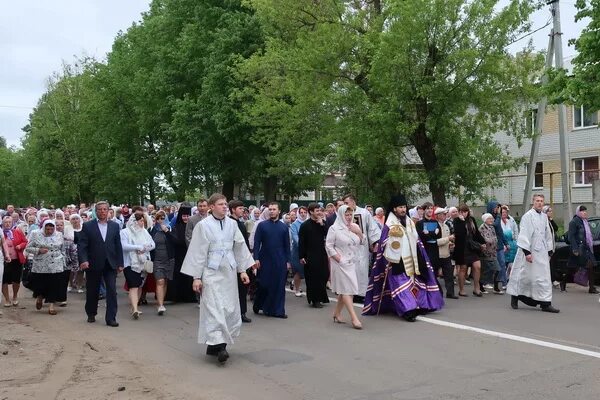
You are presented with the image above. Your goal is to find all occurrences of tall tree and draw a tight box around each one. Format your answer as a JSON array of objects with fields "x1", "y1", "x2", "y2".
[{"x1": 241, "y1": 0, "x2": 543, "y2": 205}]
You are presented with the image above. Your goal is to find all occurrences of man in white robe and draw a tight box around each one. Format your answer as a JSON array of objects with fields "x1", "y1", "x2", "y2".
[
  {"x1": 181, "y1": 194, "x2": 255, "y2": 364},
  {"x1": 342, "y1": 194, "x2": 381, "y2": 301},
  {"x1": 507, "y1": 194, "x2": 559, "y2": 313}
]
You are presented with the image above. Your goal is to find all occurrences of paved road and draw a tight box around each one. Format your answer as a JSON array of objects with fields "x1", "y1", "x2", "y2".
[{"x1": 7, "y1": 277, "x2": 600, "y2": 400}]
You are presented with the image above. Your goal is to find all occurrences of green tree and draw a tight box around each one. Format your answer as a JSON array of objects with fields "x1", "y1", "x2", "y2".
[{"x1": 241, "y1": 0, "x2": 543, "y2": 206}]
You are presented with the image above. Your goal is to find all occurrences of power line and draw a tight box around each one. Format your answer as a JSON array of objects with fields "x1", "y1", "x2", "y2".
[
  {"x1": 508, "y1": 16, "x2": 553, "y2": 46},
  {"x1": 0, "y1": 105, "x2": 33, "y2": 110}
]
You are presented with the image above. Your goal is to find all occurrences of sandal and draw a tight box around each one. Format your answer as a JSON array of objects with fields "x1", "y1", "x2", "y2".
[
  {"x1": 35, "y1": 297, "x2": 43, "y2": 310},
  {"x1": 12, "y1": 300, "x2": 19, "y2": 307}
]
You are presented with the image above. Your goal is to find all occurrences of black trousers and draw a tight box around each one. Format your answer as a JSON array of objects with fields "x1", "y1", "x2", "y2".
[
  {"x1": 514, "y1": 295, "x2": 551, "y2": 308},
  {"x1": 85, "y1": 262, "x2": 118, "y2": 323},
  {"x1": 440, "y1": 257, "x2": 455, "y2": 297},
  {"x1": 238, "y1": 273, "x2": 247, "y2": 315}
]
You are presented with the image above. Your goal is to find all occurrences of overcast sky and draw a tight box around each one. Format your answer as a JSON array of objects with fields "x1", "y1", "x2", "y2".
[{"x1": 0, "y1": 1, "x2": 587, "y2": 147}]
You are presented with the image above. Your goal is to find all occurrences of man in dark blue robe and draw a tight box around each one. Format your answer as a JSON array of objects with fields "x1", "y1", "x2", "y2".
[{"x1": 252, "y1": 202, "x2": 291, "y2": 318}]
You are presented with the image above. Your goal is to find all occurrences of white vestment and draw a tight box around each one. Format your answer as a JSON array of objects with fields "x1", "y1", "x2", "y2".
[
  {"x1": 506, "y1": 209, "x2": 554, "y2": 302},
  {"x1": 181, "y1": 215, "x2": 254, "y2": 345},
  {"x1": 354, "y1": 206, "x2": 382, "y2": 296}
]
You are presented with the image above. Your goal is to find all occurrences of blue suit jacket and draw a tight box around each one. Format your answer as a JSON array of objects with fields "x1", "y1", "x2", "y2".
[{"x1": 77, "y1": 220, "x2": 124, "y2": 270}]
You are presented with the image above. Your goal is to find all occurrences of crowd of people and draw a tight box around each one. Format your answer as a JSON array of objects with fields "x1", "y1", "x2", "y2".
[{"x1": 0, "y1": 193, "x2": 597, "y2": 364}]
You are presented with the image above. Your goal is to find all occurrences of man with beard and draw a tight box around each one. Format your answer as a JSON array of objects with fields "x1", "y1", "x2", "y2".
[
  {"x1": 363, "y1": 195, "x2": 444, "y2": 322},
  {"x1": 298, "y1": 203, "x2": 330, "y2": 308},
  {"x1": 252, "y1": 202, "x2": 291, "y2": 318},
  {"x1": 342, "y1": 194, "x2": 381, "y2": 303}
]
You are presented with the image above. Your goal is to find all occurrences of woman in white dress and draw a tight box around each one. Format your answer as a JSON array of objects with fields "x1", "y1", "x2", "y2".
[{"x1": 326, "y1": 205, "x2": 364, "y2": 329}]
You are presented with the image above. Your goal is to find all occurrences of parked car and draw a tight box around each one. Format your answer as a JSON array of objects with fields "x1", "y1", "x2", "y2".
[{"x1": 550, "y1": 217, "x2": 600, "y2": 284}]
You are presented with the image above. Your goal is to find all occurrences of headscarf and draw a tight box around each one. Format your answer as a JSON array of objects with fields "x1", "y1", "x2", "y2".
[
  {"x1": 3, "y1": 219, "x2": 14, "y2": 241},
  {"x1": 42, "y1": 219, "x2": 56, "y2": 236},
  {"x1": 542, "y1": 205, "x2": 551, "y2": 214},
  {"x1": 576, "y1": 205, "x2": 594, "y2": 250},
  {"x1": 258, "y1": 207, "x2": 269, "y2": 222},
  {"x1": 333, "y1": 204, "x2": 351, "y2": 231},
  {"x1": 408, "y1": 207, "x2": 419, "y2": 220},
  {"x1": 481, "y1": 213, "x2": 494, "y2": 223},
  {"x1": 295, "y1": 208, "x2": 308, "y2": 223},
  {"x1": 174, "y1": 205, "x2": 192, "y2": 243}
]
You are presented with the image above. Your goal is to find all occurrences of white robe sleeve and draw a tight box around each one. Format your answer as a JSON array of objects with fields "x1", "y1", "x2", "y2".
[
  {"x1": 366, "y1": 212, "x2": 382, "y2": 246},
  {"x1": 516, "y1": 212, "x2": 532, "y2": 252},
  {"x1": 325, "y1": 228, "x2": 338, "y2": 258},
  {"x1": 233, "y1": 225, "x2": 254, "y2": 273},
  {"x1": 181, "y1": 221, "x2": 209, "y2": 279},
  {"x1": 543, "y1": 214, "x2": 554, "y2": 252}
]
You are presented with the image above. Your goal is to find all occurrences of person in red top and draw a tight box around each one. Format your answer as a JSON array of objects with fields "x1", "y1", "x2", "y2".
[{"x1": 2, "y1": 216, "x2": 28, "y2": 307}]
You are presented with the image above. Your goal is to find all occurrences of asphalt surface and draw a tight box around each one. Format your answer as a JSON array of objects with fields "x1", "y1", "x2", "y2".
[{"x1": 12, "y1": 277, "x2": 600, "y2": 400}]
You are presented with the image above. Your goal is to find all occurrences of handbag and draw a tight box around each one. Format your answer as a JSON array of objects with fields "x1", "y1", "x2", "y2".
[
  {"x1": 21, "y1": 261, "x2": 33, "y2": 289},
  {"x1": 573, "y1": 267, "x2": 589, "y2": 286},
  {"x1": 143, "y1": 260, "x2": 154, "y2": 274}
]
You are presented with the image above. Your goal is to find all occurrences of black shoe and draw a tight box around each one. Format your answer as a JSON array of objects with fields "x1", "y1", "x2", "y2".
[
  {"x1": 541, "y1": 305, "x2": 560, "y2": 313},
  {"x1": 446, "y1": 294, "x2": 459, "y2": 299},
  {"x1": 589, "y1": 288, "x2": 599, "y2": 294},
  {"x1": 403, "y1": 315, "x2": 417, "y2": 322},
  {"x1": 353, "y1": 295, "x2": 365, "y2": 304},
  {"x1": 87, "y1": 316, "x2": 96, "y2": 323},
  {"x1": 106, "y1": 320, "x2": 119, "y2": 327},
  {"x1": 473, "y1": 291, "x2": 483, "y2": 297},
  {"x1": 274, "y1": 314, "x2": 288, "y2": 319},
  {"x1": 241, "y1": 314, "x2": 252, "y2": 323},
  {"x1": 206, "y1": 345, "x2": 219, "y2": 356},
  {"x1": 312, "y1": 302, "x2": 324, "y2": 308},
  {"x1": 252, "y1": 304, "x2": 260, "y2": 315},
  {"x1": 510, "y1": 296, "x2": 518, "y2": 310},
  {"x1": 217, "y1": 349, "x2": 229, "y2": 364},
  {"x1": 98, "y1": 295, "x2": 106, "y2": 300}
]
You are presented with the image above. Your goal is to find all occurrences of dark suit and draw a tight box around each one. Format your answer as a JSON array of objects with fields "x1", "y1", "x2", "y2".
[{"x1": 77, "y1": 219, "x2": 124, "y2": 323}]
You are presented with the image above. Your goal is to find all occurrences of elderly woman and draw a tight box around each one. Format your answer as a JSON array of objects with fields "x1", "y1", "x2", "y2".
[
  {"x1": 25, "y1": 220, "x2": 65, "y2": 315},
  {"x1": 64, "y1": 214, "x2": 84, "y2": 293},
  {"x1": 121, "y1": 210, "x2": 155, "y2": 319},
  {"x1": 325, "y1": 205, "x2": 364, "y2": 329},
  {"x1": 2, "y1": 216, "x2": 28, "y2": 307},
  {"x1": 565, "y1": 205, "x2": 598, "y2": 294},
  {"x1": 54, "y1": 220, "x2": 77, "y2": 306},
  {"x1": 479, "y1": 213, "x2": 503, "y2": 294}
]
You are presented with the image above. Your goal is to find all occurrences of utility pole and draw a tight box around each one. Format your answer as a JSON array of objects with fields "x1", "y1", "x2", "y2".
[{"x1": 522, "y1": 0, "x2": 571, "y2": 227}]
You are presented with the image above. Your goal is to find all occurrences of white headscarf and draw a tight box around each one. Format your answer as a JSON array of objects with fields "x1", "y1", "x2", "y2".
[{"x1": 333, "y1": 205, "x2": 351, "y2": 231}]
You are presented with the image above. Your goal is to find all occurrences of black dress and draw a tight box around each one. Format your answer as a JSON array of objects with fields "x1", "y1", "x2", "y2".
[
  {"x1": 165, "y1": 207, "x2": 197, "y2": 303},
  {"x1": 298, "y1": 219, "x2": 330, "y2": 305}
]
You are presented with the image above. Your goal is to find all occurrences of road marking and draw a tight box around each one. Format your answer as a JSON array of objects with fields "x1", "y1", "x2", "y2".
[{"x1": 286, "y1": 288, "x2": 600, "y2": 359}]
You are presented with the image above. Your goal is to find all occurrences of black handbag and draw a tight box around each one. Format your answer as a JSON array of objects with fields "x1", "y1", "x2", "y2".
[{"x1": 21, "y1": 261, "x2": 33, "y2": 289}]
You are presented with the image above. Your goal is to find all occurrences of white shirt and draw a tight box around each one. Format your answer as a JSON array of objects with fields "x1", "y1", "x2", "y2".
[{"x1": 98, "y1": 221, "x2": 108, "y2": 242}]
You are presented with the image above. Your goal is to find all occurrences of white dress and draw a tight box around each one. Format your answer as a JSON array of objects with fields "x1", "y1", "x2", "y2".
[
  {"x1": 326, "y1": 225, "x2": 362, "y2": 295},
  {"x1": 181, "y1": 215, "x2": 254, "y2": 345},
  {"x1": 506, "y1": 209, "x2": 554, "y2": 302},
  {"x1": 353, "y1": 207, "x2": 382, "y2": 296}
]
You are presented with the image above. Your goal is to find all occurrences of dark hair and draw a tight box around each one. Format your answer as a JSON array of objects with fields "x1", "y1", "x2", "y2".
[
  {"x1": 342, "y1": 194, "x2": 356, "y2": 202},
  {"x1": 228, "y1": 200, "x2": 244, "y2": 210},
  {"x1": 268, "y1": 201, "x2": 280, "y2": 210},
  {"x1": 458, "y1": 204, "x2": 470, "y2": 213},
  {"x1": 307, "y1": 202, "x2": 321, "y2": 213},
  {"x1": 579, "y1": 205, "x2": 587, "y2": 211},
  {"x1": 422, "y1": 202, "x2": 433, "y2": 209},
  {"x1": 132, "y1": 206, "x2": 144, "y2": 213},
  {"x1": 155, "y1": 210, "x2": 167, "y2": 219},
  {"x1": 197, "y1": 198, "x2": 208, "y2": 206}
]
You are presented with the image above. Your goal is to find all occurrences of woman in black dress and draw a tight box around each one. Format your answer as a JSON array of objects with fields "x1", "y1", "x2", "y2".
[
  {"x1": 165, "y1": 205, "x2": 196, "y2": 303},
  {"x1": 453, "y1": 204, "x2": 486, "y2": 297}
]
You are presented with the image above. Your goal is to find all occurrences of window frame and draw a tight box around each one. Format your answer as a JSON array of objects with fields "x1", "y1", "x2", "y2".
[
  {"x1": 573, "y1": 105, "x2": 599, "y2": 130},
  {"x1": 572, "y1": 156, "x2": 599, "y2": 187}
]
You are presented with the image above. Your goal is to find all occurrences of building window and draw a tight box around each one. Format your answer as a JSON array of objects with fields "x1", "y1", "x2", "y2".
[
  {"x1": 526, "y1": 109, "x2": 538, "y2": 135},
  {"x1": 573, "y1": 157, "x2": 599, "y2": 185},
  {"x1": 573, "y1": 105, "x2": 598, "y2": 129},
  {"x1": 534, "y1": 162, "x2": 543, "y2": 189},
  {"x1": 525, "y1": 162, "x2": 544, "y2": 189}
]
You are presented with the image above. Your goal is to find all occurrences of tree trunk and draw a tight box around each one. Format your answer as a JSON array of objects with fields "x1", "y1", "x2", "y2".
[
  {"x1": 222, "y1": 179, "x2": 234, "y2": 200},
  {"x1": 263, "y1": 176, "x2": 278, "y2": 202},
  {"x1": 148, "y1": 177, "x2": 156, "y2": 205}
]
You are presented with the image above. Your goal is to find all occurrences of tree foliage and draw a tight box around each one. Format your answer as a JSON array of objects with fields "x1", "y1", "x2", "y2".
[{"x1": 240, "y1": 0, "x2": 543, "y2": 206}]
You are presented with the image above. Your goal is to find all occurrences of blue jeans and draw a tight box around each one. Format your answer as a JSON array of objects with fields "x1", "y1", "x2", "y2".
[{"x1": 496, "y1": 249, "x2": 507, "y2": 285}]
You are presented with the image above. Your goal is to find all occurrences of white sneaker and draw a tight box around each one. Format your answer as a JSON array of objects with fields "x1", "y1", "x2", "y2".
[
  {"x1": 67, "y1": 287, "x2": 73, "y2": 292},
  {"x1": 157, "y1": 305, "x2": 166, "y2": 316},
  {"x1": 483, "y1": 284, "x2": 494, "y2": 290},
  {"x1": 295, "y1": 292, "x2": 303, "y2": 297},
  {"x1": 77, "y1": 289, "x2": 85, "y2": 294}
]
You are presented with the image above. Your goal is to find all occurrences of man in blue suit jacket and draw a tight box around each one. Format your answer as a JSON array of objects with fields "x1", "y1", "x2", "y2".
[{"x1": 78, "y1": 201, "x2": 124, "y2": 326}]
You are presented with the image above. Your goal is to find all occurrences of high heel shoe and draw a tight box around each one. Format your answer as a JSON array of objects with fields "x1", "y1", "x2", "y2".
[
  {"x1": 333, "y1": 315, "x2": 345, "y2": 324},
  {"x1": 351, "y1": 320, "x2": 363, "y2": 330}
]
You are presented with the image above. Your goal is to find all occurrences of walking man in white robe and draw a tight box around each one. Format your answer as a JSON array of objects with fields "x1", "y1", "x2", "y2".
[
  {"x1": 181, "y1": 194, "x2": 255, "y2": 364},
  {"x1": 342, "y1": 194, "x2": 381, "y2": 302},
  {"x1": 507, "y1": 194, "x2": 559, "y2": 313}
]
